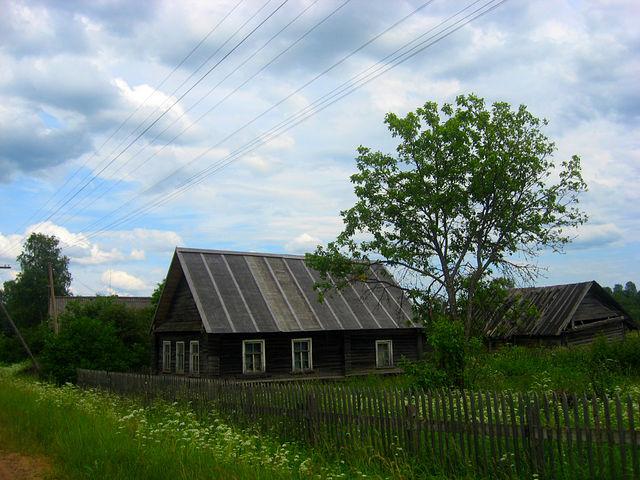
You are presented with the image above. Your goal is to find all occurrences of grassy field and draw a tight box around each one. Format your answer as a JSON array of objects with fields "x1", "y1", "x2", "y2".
[
  {"x1": 344, "y1": 334, "x2": 640, "y2": 395},
  {"x1": 0, "y1": 364, "x2": 476, "y2": 480}
]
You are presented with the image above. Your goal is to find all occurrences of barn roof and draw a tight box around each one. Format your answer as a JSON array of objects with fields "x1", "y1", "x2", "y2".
[
  {"x1": 483, "y1": 281, "x2": 635, "y2": 339},
  {"x1": 154, "y1": 247, "x2": 417, "y2": 334},
  {"x1": 50, "y1": 295, "x2": 151, "y2": 317}
]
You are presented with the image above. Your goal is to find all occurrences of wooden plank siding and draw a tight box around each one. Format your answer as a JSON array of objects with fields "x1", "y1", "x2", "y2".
[{"x1": 154, "y1": 329, "x2": 422, "y2": 379}]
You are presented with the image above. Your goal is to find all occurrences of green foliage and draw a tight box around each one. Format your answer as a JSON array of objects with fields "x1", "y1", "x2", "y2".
[
  {"x1": 606, "y1": 280, "x2": 640, "y2": 323},
  {"x1": 150, "y1": 278, "x2": 166, "y2": 309},
  {"x1": 1, "y1": 233, "x2": 71, "y2": 328},
  {"x1": 307, "y1": 95, "x2": 587, "y2": 336},
  {"x1": 402, "y1": 319, "x2": 473, "y2": 389},
  {"x1": 0, "y1": 369, "x2": 450, "y2": 480},
  {"x1": 39, "y1": 297, "x2": 152, "y2": 383},
  {"x1": 0, "y1": 324, "x2": 49, "y2": 364}
]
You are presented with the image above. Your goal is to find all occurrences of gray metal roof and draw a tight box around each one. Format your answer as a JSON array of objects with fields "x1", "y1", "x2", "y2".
[
  {"x1": 165, "y1": 247, "x2": 416, "y2": 334},
  {"x1": 50, "y1": 295, "x2": 152, "y2": 317},
  {"x1": 483, "y1": 281, "x2": 635, "y2": 339}
]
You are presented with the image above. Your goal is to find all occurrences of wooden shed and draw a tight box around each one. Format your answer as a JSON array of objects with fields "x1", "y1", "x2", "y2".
[
  {"x1": 151, "y1": 248, "x2": 423, "y2": 379},
  {"x1": 49, "y1": 295, "x2": 152, "y2": 317},
  {"x1": 483, "y1": 281, "x2": 637, "y2": 347}
]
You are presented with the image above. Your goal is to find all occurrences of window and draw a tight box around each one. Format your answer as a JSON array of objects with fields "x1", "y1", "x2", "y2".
[
  {"x1": 291, "y1": 338, "x2": 312, "y2": 372},
  {"x1": 243, "y1": 339, "x2": 265, "y2": 374},
  {"x1": 175, "y1": 342, "x2": 185, "y2": 374},
  {"x1": 162, "y1": 341, "x2": 171, "y2": 372},
  {"x1": 189, "y1": 341, "x2": 200, "y2": 375},
  {"x1": 375, "y1": 340, "x2": 393, "y2": 368}
]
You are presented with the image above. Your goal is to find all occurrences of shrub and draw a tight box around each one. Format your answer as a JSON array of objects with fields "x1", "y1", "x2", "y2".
[
  {"x1": 402, "y1": 319, "x2": 476, "y2": 389},
  {"x1": 39, "y1": 297, "x2": 152, "y2": 383}
]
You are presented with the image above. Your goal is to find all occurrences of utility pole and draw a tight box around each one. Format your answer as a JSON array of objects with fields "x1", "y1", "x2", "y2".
[
  {"x1": 0, "y1": 265, "x2": 40, "y2": 372},
  {"x1": 48, "y1": 262, "x2": 59, "y2": 335}
]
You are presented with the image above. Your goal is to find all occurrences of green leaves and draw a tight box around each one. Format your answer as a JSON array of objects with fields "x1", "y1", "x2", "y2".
[{"x1": 309, "y1": 94, "x2": 587, "y2": 336}]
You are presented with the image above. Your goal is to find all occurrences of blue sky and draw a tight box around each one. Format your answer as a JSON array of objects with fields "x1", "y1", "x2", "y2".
[{"x1": 0, "y1": 0, "x2": 638, "y2": 296}]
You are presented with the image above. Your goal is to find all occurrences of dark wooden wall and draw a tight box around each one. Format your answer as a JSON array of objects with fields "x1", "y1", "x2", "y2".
[
  {"x1": 155, "y1": 328, "x2": 423, "y2": 379},
  {"x1": 212, "y1": 329, "x2": 423, "y2": 379}
]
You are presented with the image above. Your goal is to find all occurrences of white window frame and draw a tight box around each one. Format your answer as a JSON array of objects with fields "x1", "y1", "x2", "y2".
[
  {"x1": 189, "y1": 340, "x2": 200, "y2": 375},
  {"x1": 291, "y1": 338, "x2": 313, "y2": 372},
  {"x1": 162, "y1": 341, "x2": 171, "y2": 373},
  {"x1": 175, "y1": 341, "x2": 185, "y2": 374},
  {"x1": 375, "y1": 340, "x2": 394, "y2": 368},
  {"x1": 242, "y1": 339, "x2": 266, "y2": 374}
]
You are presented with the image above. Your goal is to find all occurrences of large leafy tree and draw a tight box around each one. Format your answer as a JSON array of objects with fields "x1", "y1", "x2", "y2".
[
  {"x1": 2, "y1": 233, "x2": 71, "y2": 327},
  {"x1": 307, "y1": 95, "x2": 587, "y2": 336}
]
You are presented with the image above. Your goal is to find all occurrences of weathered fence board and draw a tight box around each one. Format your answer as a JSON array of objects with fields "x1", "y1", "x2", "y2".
[{"x1": 77, "y1": 369, "x2": 640, "y2": 479}]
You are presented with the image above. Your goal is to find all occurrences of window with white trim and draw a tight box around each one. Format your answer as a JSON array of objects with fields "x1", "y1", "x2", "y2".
[
  {"x1": 243, "y1": 339, "x2": 265, "y2": 374},
  {"x1": 175, "y1": 341, "x2": 185, "y2": 374},
  {"x1": 291, "y1": 338, "x2": 312, "y2": 372},
  {"x1": 189, "y1": 341, "x2": 200, "y2": 375},
  {"x1": 162, "y1": 341, "x2": 171, "y2": 372},
  {"x1": 375, "y1": 340, "x2": 393, "y2": 368}
]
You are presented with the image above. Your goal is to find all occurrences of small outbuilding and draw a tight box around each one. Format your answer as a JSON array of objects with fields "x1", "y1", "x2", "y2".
[
  {"x1": 151, "y1": 247, "x2": 423, "y2": 379},
  {"x1": 483, "y1": 281, "x2": 637, "y2": 347},
  {"x1": 49, "y1": 295, "x2": 152, "y2": 317}
]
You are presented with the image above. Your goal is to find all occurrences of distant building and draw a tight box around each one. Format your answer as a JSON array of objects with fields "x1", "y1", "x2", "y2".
[
  {"x1": 483, "y1": 281, "x2": 637, "y2": 347},
  {"x1": 49, "y1": 295, "x2": 152, "y2": 317},
  {"x1": 151, "y1": 247, "x2": 423, "y2": 379}
]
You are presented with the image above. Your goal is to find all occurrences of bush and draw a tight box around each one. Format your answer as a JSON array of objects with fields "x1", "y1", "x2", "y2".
[
  {"x1": 39, "y1": 297, "x2": 152, "y2": 383},
  {"x1": 0, "y1": 324, "x2": 49, "y2": 364},
  {"x1": 402, "y1": 319, "x2": 475, "y2": 389}
]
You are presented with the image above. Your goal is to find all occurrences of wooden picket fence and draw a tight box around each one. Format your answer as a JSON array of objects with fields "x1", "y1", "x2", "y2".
[{"x1": 77, "y1": 369, "x2": 640, "y2": 479}]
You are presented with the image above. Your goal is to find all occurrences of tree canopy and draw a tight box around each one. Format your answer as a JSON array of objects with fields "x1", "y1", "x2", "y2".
[
  {"x1": 1, "y1": 233, "x2": 71, "y2": 327},
  {"x1": 606, "y1": 281, "x2": 640, "y2": 323},
  {"x1": 307, "y1": 95, "x2": 587, "y2": 336}
]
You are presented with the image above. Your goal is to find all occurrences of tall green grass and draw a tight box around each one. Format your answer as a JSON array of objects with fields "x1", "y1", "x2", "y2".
[{"x1": 0, "y1": 366, "x2": 470, "y2": 480}]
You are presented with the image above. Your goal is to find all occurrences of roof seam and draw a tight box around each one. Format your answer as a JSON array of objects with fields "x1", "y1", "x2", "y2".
[
  {"x1": 243, "y1": 255, "x2": 281, "y2": 332},
  {"x1": 263, "y1": 257, "x2": 304, "y2": 331},
  {"x1": 300, "y1": 260, "x2": 345, "y2": 330},
  {"x1": 176, "y1": 251, "x2": 213, "y2": 334},
  {"x1": 283, "y1": 258, "x2": 324, "y2": 330},
  {"x1": 220, "y1": 254, "x2": 260, "y2": 332},
  {"x1": 200, "y1": 253, "x2": 236, "y2": 333}
]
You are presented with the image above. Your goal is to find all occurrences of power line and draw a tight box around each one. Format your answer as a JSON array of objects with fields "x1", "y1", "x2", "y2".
[
  {"x1": 2, "y1": 0, "x2": 279, "y2": 260},
  {"x1": 40, "y1": 0, "x2": 270, "y2": 226},
  {"x1": 13, "y1": 0, "x2": 245, "y2": 244},
  {"x1": 57, "y1": 0, "x2": 329, "y2": 225},
  {"x1": 37, "y1": 0, "x2": 288, "y2": 228},
  {"x1": 0, "y1": 0, "x2": 247, "y2": 259},
  {"x1": 72, "y1": 0, "x2": 435, "y2": 236},
  {"x1": 72, "y1": 0, "x2": 506, "y2": 243}
]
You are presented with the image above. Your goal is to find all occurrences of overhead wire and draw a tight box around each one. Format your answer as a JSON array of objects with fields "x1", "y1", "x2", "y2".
[
  {"x1": 71, "y1": 0, "x2": 507, "y2": 243},
  {"x1": 0, "y1": 0, "x2": 247, "y2": 259},
  {"x1": 36, "y1": 0, "x2": 288, "y2": 228},
  {"x1": 57, "y1": 0, "x2": 330, "y2": 225},
  {"x1": 72, "y1": 0, "x2": 436, "y2": 236},
  {"x1": 8, "y1": 0, "x2": 246, "y2": 244}
]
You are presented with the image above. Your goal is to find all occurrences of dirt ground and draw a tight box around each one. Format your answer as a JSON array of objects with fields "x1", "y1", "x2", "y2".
[{"x1": 0, "y1": 451, "x2": 53, "y2": 480}]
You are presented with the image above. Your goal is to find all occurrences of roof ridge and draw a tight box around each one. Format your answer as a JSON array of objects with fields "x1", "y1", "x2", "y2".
[
  {"x1": 176, "y1": 246, "x2": 307, "y2": 260},
  {"x1": 512, "y1": 280, "x2": 595, "y2": 291}
]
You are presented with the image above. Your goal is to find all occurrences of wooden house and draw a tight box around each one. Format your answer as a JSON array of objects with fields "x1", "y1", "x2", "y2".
[
  {"x1": 483, "y1": 281, "x2": 637, "y2": 347},
  {"x1": 151, "y1": 248, "x2": 423, "y2": 379}
]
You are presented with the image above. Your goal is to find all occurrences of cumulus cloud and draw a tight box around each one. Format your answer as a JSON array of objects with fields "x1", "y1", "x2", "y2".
[
  {"x1": 285, "y1": 233, "x2": 321, "y2": 254},
  {"x1": 0, "y1": 0, "x2": 639, "y2": 291},
  {"x1": 101, "y1": 269, "x2": 148, "y2": 293}
]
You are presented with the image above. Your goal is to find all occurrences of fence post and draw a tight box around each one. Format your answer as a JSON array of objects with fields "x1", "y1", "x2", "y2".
[
  {"x1": 306, "y1": 391, "x2": 318, "y2": 445},
  {"x1": 405, "y1": 403, "x2": 418, "y2": 455}
]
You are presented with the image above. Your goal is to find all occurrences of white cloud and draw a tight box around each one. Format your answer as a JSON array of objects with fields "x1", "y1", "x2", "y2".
[
  {"x1": 101, "y1": 269, "x2": 148, "y2": 293},
  {"x1": 130, "y1": 248, "x2": 145, "y2": 260},
  {"x1": 285, "y1": 233, "x2": 321, "y2": 254}
]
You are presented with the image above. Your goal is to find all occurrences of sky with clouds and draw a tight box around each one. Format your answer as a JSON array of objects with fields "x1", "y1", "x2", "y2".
[{"x1": 0, "y1": 0, "x2": 638, "y2": 296}]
